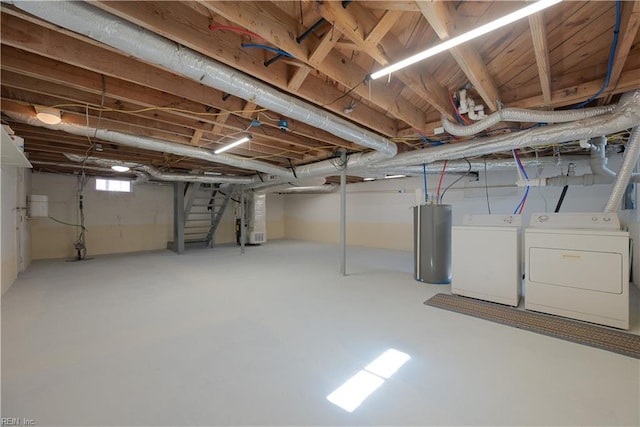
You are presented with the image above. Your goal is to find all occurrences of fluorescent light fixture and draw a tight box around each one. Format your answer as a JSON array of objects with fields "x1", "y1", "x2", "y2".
[
  {"x1": 370, "y1": 0, "x2": 562, "y2": 79},
  {"x1": 385, "y1": 174, "x2": 406, "y2": 179},
  {"x1": 364, "y1": 349, "x2": 411, "y2": 379},
  {"x1": 326, "y1": 370, "x2": 384, "y2": 413},
  {"x1": 34, "y1": 105, "x2": 62, "y2": 125},
  {"x1": 214, "y1": 135, "x2": 252, "y2": 154},
  {"x1": 326, "y1": 348, "x2": 411, "y2": 413},
  {"x1": 363, "y1": 177, "x2": 375, "y2": 181},
  {"x1": 111, "y1": 165, "x2": 130, "y2": 172}
]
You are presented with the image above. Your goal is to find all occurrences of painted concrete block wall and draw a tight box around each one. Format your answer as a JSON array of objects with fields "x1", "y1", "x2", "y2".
[
  {"x1": 283, "y1": 156, "x2": 627, "y2": 251},
  {"x1": 2, "y1": 166, "x2": 18, "y2": 293},
  {"x1": 30, "y1": 172, "x2": 173, "y2": 259}
]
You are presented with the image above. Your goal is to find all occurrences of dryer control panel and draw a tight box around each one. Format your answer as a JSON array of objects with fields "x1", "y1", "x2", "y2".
[{"x1": 528, "y1": 212, "x2": 620, "y2": 230}]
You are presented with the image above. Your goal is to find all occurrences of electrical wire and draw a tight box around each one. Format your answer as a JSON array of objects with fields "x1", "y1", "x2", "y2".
[
  {"x1": 440, "y1": 158, "x2": 472, "y2": 203},
  {"x1": 241, "y1": 43, "x2": 294, "y2": 58},
  {"x1": 436, "y1": 160, "x2": 448, "y2": 202},
  {"x1": 422, "y1": 162, "x2": 428, "y2": 203},
  {"x1": 257, "y1": 112, "x2": 280, "y2": 122},
  {"x1": 48, "y1": 216, "x2": 85, "y2": 228},
  {"x1": 484, "y1": 158, "x2": 491, "y2": 214},
  {"x1": 573, "y1": 0, "x2": 621, "y2": 109},
  {"x1": 512, "y1": 150, "x2": 530, "y2": 214},
  {"x1": 322, "y1": 80, "x2": 364, "y2": 107}
]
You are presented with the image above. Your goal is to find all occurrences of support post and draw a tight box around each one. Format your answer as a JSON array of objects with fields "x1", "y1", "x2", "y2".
[
  {"x1": 340, "y1": 151, "x2": 347, "y2": 276},
  {"x1": 173, "y1": 182, "x2": 185, "y2": 254},
  {"x1": 240, "y1": 187, "x2": 246, "y2": 254}
]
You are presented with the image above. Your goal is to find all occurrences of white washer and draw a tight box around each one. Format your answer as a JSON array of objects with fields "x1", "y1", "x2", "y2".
[
  {"x1": 452, "y1": 214, "x2": 522, "y2": 306},
  {"x1": 525, "y1": 213, "x2": 629, "y2": 329}
]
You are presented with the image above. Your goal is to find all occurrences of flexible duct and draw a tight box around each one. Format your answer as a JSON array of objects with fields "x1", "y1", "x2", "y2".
[
  {"x1": 6, "y1": 0, "x2": 396, "y2": 174},
  {"x1": 361, "y1": 156, "x2": 589, "y2": 176},
  {"x1": 442, "y1": 105, "x2": 616, "y2": 137},
  {"x1": 31, "y1": 161, "x2": 149, "y2": 183},
  {"x1": 274, "y1": 185, "x2": 338, "y2": 194},
  {"x1": 5, "y1": 0, "x2": 639, "y2": 187},
  {"x1": 63, "y1": 154, "x2": 256, "y2": 184},
  {"x1": 2, "y1": 110, "x2": 292, "y2": 178},
  {"x1": 377, "y1": 91, "x2": 640, "y2": 169},
  {"x1": 604, "y1": 126, "x2": 640, "y2": 212}
]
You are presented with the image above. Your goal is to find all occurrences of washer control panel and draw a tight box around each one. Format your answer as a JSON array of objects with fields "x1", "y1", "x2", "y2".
[{"x1": 462, "y1": 214, "x2": 522, "y2": 227}]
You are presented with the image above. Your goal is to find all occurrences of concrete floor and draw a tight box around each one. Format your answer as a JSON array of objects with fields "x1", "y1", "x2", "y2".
[{"x1": 2, "y1": 240, "x2": 639, "y2": 426}]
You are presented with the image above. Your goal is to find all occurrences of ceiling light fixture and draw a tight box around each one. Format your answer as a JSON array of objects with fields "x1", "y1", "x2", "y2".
[
  {"x1": 34, "y1": 105, "x2": 62, "y2": 125},
  {"x1": 111, "y1": 165, "x2": 130, "y2": 172},
  {"x1": 363, "y1": 177, "x2": 376, "y2": 181},
  {"x1": 385, "y1": 174, "x2": 406, "y2": 179},
  {"x1": 214, "y1": 135, "x2": 252, "y2": 154},
  {"x1": 369, "y1": 0, "x2": 562, "y2": 80}
]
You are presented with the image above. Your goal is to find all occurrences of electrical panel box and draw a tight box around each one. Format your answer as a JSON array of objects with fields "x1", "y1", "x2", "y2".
[
  {"x1": 28, "y1": 195, "x2": 48, "y2": 218},
  {"x1": 452, "y1": 214, "x2": 522, "y2": 306},
  {"x1": 525, "y1": 227, "x2": 630, "y2": 329}
]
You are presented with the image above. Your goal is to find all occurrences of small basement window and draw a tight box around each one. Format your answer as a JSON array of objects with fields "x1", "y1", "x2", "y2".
[{"x1": 95, "y1": 178, "x2": 131, "y2": 193}]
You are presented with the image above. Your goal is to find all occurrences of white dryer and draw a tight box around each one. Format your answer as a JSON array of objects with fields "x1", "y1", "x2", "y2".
[
  {"x1": 452, "y1": 214, "x2": 522, "y2": 306},
  {"x1": 525, "y1": 213, "x2": 630, "y2": 329}
]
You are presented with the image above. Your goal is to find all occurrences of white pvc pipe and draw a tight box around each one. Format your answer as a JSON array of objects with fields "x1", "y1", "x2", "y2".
[{"x1": 442, "y1": 105, "x2": 616, "y2": 137}]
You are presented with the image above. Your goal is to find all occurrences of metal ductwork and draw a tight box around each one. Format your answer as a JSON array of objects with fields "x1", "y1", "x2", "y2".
[
  {"x1": 3, "y1": 0, "x2": 640, "y2": 193},
  {"x1": 273, "y1": 185, "x2": 339, "y2": 194},
  {"x1": 31, "y1": 161, "x2": 149, "y2": 183},
  {"x1": 358, "y1": 156, "x2": 591, "y2": 177},
  {"x1": 3, "y1": 107, "x2": 292, "y2": 178},
  {"x1": 375, "y1": 91, "x2": 640, "y2": 169},
  {"x1": 5, "y1": 0, "x2": 396, "y2": 176},
  {"x1": 442, "y1": 105, "x2": 616, "y2": 137},
  {"x1": 63, "y1": 154, "x2": 255, "y2": 184}
]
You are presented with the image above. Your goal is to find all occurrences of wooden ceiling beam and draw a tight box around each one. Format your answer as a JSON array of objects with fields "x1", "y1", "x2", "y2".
[
  {"x1": 198, "y1": 1, "x2": 427, "y2": 131},
  {"x1": 0, "y1": 46, "x2": 342, "y2": 155},
  {"x1": 365, "y1": 10, "x2": 404, "y2": 46},
  {"x1": 528, "y1": 14, "x2": 552, "y2": 107},
  {"x1": 315, "y1": 1, "x2": 455, "y2": 121},
  {"x1": 604, "y1": 0, "x2": 640, "y2": 103},
  {"x1": 89, "y1": 1, "x2": 396, "y2": 136},
  {"x1": 0, "y1": 13, "x2": 366, "y2": 150},
  {"x1": 416, "y1": 1, "x2": 501, "y2": 112},
  {"x1": 504, "y1": 66, "x2": 640, "y2": 109},
  {"x1": 2, "y1": 96, "x2": 305, "y2": 161},
  {"x1": 288, "y1": 28, "x2": 342, "y2": 92},
  {"x1": 359, "y1": 2, "x2": 420, "y2": 12}
]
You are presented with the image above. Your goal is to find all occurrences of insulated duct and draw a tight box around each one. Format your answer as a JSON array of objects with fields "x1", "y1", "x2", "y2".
[
  {"x1": 377, "y1": 91, "x2": 640, "y2": 169},
  {"x1": 63, "y1": 154, "x2": 255, "y2": 184},
  {"x1": 604, "y1": 126, "x2": 640, "y2": 212},
  {"x1": 274, "y1": 185, "x2": 338, "y2": 194},
  {"x1": 30, "y1": 161, "x2": 149, "y2": 183},
  {"x1": 442, "y1": 105, "x2": 616, "y2": 137},
  {"x1": 359, "y1": 156, "x2": 590, "y2": 177},
  {"x1": 3, "y1": 108, "x2": 291, "y2": 178},
  {"x1": 6, "y1": 0, "x2": 396, "y2": 175}
]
